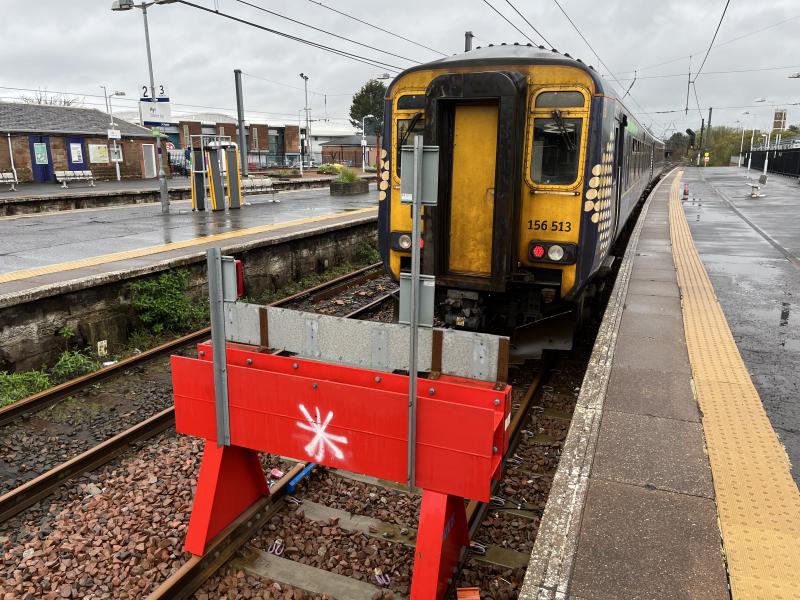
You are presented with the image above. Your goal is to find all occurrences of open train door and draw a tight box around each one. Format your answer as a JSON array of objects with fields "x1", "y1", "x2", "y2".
[{"x1": 422, "y1": 71, "x2": 527, "y2": 293}]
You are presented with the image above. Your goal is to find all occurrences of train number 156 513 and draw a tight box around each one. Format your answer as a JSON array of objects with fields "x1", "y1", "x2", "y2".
[{"x1": 527, "y1": 220, "x2": 572, "y2": 232}]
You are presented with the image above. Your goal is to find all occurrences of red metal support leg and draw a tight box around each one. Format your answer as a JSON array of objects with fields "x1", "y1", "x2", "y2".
[
  {"x1": 411, "y1": 489, "x2": 470, "y2": 600},
  {"x1": 184, "y1": 442, "x2": 269, "y2": 555}
]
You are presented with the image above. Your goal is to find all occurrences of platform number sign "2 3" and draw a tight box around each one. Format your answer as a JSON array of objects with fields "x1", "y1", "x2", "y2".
[
  {"x1": 528, "y1": 219, "x2": 572, "y2": 232},
  {"x1": 141, "y1": 84, "x2": 168, "y2": 99}
]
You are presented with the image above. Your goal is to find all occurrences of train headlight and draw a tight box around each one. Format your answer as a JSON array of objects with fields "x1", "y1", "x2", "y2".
[
  {"x1": 547, "y1": 244, "x2": 565, "y2": 261},
  {"x1": 531, "y1": 244, "x2": 546, "y2": 258},
  {"x1": 398, "y1": 234, "x2": 413, "y2": 250}
]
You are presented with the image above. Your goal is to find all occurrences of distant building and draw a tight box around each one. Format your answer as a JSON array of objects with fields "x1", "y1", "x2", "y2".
[
  {"x1": 320, "y1": 135, "x2": 377, "y2": 167},
  {"x1": 0, "y1": 102, "x2": 153, "y2": 182}
]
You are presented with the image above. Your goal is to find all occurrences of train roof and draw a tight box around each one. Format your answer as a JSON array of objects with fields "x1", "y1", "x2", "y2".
[{"x1": 392, "y1": 44, "x2": 606, "y2": 94}]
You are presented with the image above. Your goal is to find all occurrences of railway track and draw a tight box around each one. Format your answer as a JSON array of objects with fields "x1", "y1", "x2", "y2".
[
  {"x1": 142, "y1": 352, "x2": 586, "y2": 599},
  {"x1": 0, "y1": 262, "x2": 390, "y2": 524}
]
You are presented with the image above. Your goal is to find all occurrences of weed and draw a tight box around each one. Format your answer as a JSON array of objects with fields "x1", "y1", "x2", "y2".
[
  {"x1": 318, "y1": 163, "x2": 344, "y2": 175},
  {"x1": 0, "y1": 370, "x2": 51, "y2": 407},
  {"x1": 130, "y1": 269, "x2": 207, "y2": 334},
  {"x1": 50, "y1": 350, "x2": 101, "y2": 383},
  {"x1": 354, "y1": 240, "x2": 380, "y2": 264}
]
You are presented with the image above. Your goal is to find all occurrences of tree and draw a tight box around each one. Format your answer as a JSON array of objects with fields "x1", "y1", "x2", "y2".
[
  {"x1": 667, "y1": 132, "x2": 690, "y2": 157},
  {"x1": 19, "y1": 88, "x2": 83, "y2": 107},
  {"x1": 349, "y1": 79, "x2": 386, "y2": 135}
]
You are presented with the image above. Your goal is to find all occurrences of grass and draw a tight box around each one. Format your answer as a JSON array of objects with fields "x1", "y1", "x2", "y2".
[
  {"x1": 0, "y1": 370, "x2": 51, "y2": 407},
  {"x1": 0, "y1": 242, "x2": 382, "y2": 407}
]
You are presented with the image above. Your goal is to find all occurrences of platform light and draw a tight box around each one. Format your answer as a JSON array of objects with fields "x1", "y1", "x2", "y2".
[
  {"x1": 547, "y1": 244, "x2": 565, "y2": 261},
  {"x1": 398, "y1": 234, "x2": 413, "y2": 250}
]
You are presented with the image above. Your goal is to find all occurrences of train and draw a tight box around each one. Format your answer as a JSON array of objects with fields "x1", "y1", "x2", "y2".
[{"x1": 377, "y1": 43, "x2": 666, "y2": 356}]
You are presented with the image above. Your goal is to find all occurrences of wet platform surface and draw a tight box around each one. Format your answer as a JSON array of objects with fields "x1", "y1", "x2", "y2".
[
  {"x1": 521, "y1": 169, "x2": 800, "y2": 600},
  {"x1": 0, "y1": 185, "x2": 376, "y2": 276},
  {"x1": 682, "y1": 167, "x2": 800, "y2": 484},
  {"x1": 0, "y1": 177, "x2": 191, "y2": 199}
]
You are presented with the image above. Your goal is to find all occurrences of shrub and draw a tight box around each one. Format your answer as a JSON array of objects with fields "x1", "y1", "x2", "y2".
[
  {"x1": 51, "y1": 350, "x2": 101, "y2": 383},
  {"x1": 0, "y1": 370, "x2": 51, "y2": 406},
  {"x1": 354, "y1": 241, "x2": 380, "y2": 264},
  {"x1": 130, "y1": 269, "x2": 207, "y2": 334},
  {"x1": 335, "y1": 168, "x2": 360, "y2": 184},
  {"x1": 318, "y1": 163, "x2": 344, "y2": 175}
]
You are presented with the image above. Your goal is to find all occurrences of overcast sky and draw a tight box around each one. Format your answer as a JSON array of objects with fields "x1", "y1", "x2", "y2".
[{"x1": 1, "y1": 0, "x2": 798, "y2": 137}]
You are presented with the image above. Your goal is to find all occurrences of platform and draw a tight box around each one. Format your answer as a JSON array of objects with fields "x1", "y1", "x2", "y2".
[
  {"x1": 521, "y1": 169, "x2": 800, "y2": 599},
  {"x1": 0, "y1": 185, "x2": 377, "y2": 301}
]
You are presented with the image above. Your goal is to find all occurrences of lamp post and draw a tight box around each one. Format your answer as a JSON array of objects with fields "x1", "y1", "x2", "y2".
[
  {"x1": 297, "y1": 110, "x2": 304, "y2": 176},
  {"x1": 738, "y1": 111, "x2": 750, "y2": 168},
  {"x1": 101, "y1": 86, "x2": 126, "y2": 181},
  {"x1": 361, "y1": 114, "x2": 376, "y2": 173},
  {"x1": 299, "y1": 73, "x2": 310, "y2": 167},
  {"x1": 111, "y1": 0, "x2": 174, "y2": 214}
]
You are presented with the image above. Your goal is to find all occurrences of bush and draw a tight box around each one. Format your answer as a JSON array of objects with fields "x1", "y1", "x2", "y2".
[
  {"x1": 0, "y1": 370, "x2": 51, "y2": 406},
  {"x1": 318, "y1": 163, "x2": 344, "y2": 175},
  {"x1": 51, "y1": 350, "x2": 101, "y2": 383},
  {"x1": 354, "y1": 241, "x2": 380, "y2": 264},
  {"x1": 335, "y1": 168, "x2": 360, "y2": 183},
  {"x1": 130, "y1": 269, "x2": 207, "y2": 334}
]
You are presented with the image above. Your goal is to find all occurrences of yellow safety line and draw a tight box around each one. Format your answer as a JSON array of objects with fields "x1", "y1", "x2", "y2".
[
  {"x1": 669, "y1": 171, "x2": 800, "y2": 599},
  {"x1": 0, "y1": 207, "x2": 377, "y2": 284}
]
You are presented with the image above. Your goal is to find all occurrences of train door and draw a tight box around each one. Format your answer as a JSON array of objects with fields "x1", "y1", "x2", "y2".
[
  {"x1": 28, "y1": 135, "x2": 54, "y2": 182},
  {"x1": 422, "y1": 71, "x2": 527, "y2": 292},
  {"x1": 612, "y1": 116, "x2": 626, "y2": 237},
  {"x1": 448, "y1": 103, "x2": 498, "y2": 276}
]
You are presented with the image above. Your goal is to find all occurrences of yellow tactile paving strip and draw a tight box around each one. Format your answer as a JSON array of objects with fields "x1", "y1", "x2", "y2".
[
  {"x1": 669, "y1": 171, "x2": 800, "y2": 599},
  {"x1": 0, "y1": 207, "x2": 377, "y2": 285}
]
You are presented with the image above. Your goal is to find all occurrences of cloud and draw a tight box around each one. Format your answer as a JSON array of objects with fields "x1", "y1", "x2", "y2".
[{"x1": 1, "y1": 0, "x2": 797, "y2": 135}]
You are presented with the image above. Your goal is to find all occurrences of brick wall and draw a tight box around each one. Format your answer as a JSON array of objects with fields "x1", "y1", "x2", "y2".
[
  {"x1": 285, "y1": 125, "x2": 300, "y2": 153},
  {"x1": 0, "y1": 136, "x2": 33, "y2": 182},
  {"x1": 249, "y1": 124, "x2": 269, "y2": 150},
  {"x1": 178, "y1": 120, "x2": 202, "y2": 148}
]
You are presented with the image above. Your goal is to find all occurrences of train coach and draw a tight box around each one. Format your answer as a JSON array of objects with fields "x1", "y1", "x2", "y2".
[{"x1": 377, "y1": 43, "x2": 666, "y2": 355}]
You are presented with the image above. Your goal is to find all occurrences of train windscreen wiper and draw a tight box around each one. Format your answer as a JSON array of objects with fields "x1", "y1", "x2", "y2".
[
  {"x1": 399, "y1": 112, "x2": 423, "y2": 147},
  {"x1": 551, "y1": 110, "x2": 575, "y2": 152}
]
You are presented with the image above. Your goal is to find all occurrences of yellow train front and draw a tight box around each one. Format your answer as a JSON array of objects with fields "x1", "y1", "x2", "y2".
[{"x1": 378, "y1": 44, "x2": 665, "y2": 354}]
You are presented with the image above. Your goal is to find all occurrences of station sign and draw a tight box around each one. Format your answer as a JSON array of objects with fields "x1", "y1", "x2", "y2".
[
  {"x1": 107, "y1": 128, "x2": 121, "y2": 140},
  {"x1": 140, "y1": 83, "x2": 171, "y2": 127}
]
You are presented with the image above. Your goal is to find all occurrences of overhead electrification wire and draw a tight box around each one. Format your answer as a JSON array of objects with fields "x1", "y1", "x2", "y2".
[
  {"x1": 613, "y1": 63, "x2": 800, "y2": 82},
  {"x1": 503, "y1": 0, "x2": 554, "y2": 48},
  {"x1": 611, "y1": 3, "x2": 787, "y2": 77},
  {"x1": 232, "y1": 0, "x2": 418, "y2": 64},
  {"x1": 550, "y1": 0, "x2": 657, "y2": 127},
  {"x1": 693, "y1": 0, "x2": 732, "y2": 81},
  {"x1": 0, "y1": 85, "x2": 332, "y2": 120},
  {"x1": 306, "y1": 0, "x2": 446, "y2": 57},
  {"x1": 240, "y1": 72, "x2": 353, "y2": 97},
  {"x1": 481, "y1": 0, "x2": 540, "y2": 46},
  {"x1": 175, "y1": 0, "x2": 403, "y2": 72}
]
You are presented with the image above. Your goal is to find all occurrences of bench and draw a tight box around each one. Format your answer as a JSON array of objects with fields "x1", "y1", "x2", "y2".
[
  {"x1": 0, "y1": 172, "x2": 17, "y2": 191},
  {"x1": 55, "y1": 170, "x2": 95, "y2": 189},
  {"x1": 747, "y1": 174, "x2": 767, "y2": 198},
  {"x1": 241, "y1": 177, "x2": 278, "y2": 202}
]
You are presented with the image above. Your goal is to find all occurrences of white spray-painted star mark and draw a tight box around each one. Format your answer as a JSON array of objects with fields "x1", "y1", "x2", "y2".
[{"x1": 296, "y1": 404, "x2": 348, "y2": 462}]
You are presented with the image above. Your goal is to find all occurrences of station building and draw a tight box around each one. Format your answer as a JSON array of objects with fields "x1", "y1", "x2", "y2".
[{"x1": 0, "y1": 102, "x2": 153, "y2": 182}]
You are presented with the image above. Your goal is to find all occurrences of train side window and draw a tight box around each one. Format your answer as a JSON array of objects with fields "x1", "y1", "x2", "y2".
[
  {"x1": 395, "y1": 114, "x2": 425, "y2": 176},
  {"x1": 531, "y1": 113, "x2": 582, "y2": 185}
]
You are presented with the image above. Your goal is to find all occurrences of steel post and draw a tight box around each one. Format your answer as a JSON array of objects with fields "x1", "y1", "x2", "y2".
[
  {"x1": 234, "y1": 69, "x2": 248, "y2": 178},
  {"x1": 407, "y1": 135, "x2": 424, "y2": 491},
  {"x1": 207, "y1": 248, "x2": 231, "y2": 446},
  {"x1": 141, "y1": 4, "x2": 170, "y2": 214}
]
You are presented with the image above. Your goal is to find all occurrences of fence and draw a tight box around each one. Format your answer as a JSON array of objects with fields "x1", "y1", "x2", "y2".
[{"x1": 744, "y1": 148, "x2": 800, "y2": 177}]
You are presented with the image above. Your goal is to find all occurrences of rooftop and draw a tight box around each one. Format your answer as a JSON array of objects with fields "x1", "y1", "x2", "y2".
[{"x1": 0, "y1": 102, "x2": 151, "y2": 138}]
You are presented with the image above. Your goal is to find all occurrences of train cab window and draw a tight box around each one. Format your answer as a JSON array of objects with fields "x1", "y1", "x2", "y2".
[
  {"x1": 395, "y1": 113, "x2": 425, "y2": 176},
  {"x1": 531, "y1": 112, "x2": 582, "y2": 185},
  {"x1": 535, "y1": 91, "x2": 585, "y2": 109}
]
